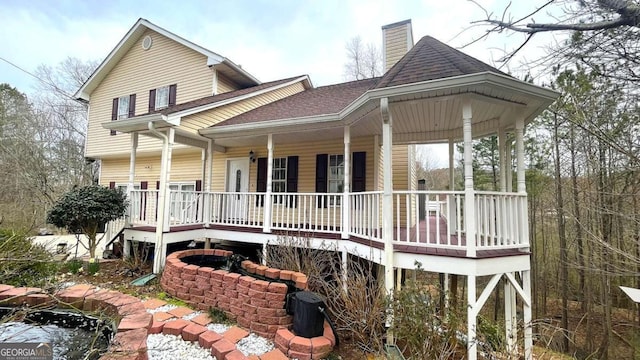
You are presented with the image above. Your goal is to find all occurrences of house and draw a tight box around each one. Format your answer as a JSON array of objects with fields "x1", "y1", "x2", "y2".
[{"x1": 75, "y1": 18, "x2": 558, "y2": 360}]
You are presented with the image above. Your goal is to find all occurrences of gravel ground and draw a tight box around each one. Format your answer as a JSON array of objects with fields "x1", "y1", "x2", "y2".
[
  {"x1": 146, "y1": 323, "x2": 274, "y2": 359},
  {"x1": 146, "y1": 304, "x2": 178, "y2": 314},
  {"x1": 182, "y1": 310, "x2": 202, "y2": 321},
  {"x1": 147, "y1": 334, "x2": 215, "y2": 360}
]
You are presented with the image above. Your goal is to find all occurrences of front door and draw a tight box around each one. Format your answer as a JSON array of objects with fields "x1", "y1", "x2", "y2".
[{"x1": 226, "y1": 159, "x2": 250, "y2": 221}]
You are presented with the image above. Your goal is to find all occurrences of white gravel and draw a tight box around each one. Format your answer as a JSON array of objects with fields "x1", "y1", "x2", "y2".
[
  {"x1": 182, "y1": 310, "x2": 202, "y2": 321},
  {"x1": 207, "y1": 323, "x2": 230, "y2": 333},
  {"x1": 147, "y1": 333, "x2": 216, "y2": 360},
  {"x1": 236, "y1": 333, "x2": 275, "y2": 356},
  {"x1": 146, "y1": 304, "x2": 178, "y2": 314}
]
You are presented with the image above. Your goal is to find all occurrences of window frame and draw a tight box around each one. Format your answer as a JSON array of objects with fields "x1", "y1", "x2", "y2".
[
  {"x1": 328, "y1": 154, "x2": 344, "y2": 206},
  {"x1": 155, "y1": 86, "x2": 170, "y2": 110},
  {"x1": 117, "y1": 96, "x2": 130, "y2": 120},
  {"x1": 272, "y1": 157, "x2": 287, "y2": 204}
]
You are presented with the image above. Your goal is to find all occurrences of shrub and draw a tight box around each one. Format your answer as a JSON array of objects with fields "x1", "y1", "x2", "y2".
[
  {"x1": 390, "y1": 262, "x2": 462, "y2": 359},
  {"x1": 86, "y1": 258, "x2": 100, "y2": 275},
  {"x1": 0, "y1": 229, "x2": 59, "y2": 287},
  {"x1": 66, "y1": 258, "x2": 83, "y2": 274}
]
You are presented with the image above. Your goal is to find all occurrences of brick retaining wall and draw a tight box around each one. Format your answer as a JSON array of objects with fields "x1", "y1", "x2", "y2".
[{"x1": 160, "y1": 249, "x2": 308, "y2": 339}]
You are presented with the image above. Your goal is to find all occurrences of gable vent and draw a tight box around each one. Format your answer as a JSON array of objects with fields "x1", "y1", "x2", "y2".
[{"x1": 142, "y1": 35, "x2": 153, "y2": 50}]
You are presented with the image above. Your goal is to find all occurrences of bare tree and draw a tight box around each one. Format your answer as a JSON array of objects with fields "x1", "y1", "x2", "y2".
[{"x1": 343, "y1": 36, "x2": 382, "y2": 80}]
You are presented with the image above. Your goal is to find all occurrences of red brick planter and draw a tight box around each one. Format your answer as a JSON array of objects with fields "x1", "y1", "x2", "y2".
[
  {"x1": 0, "y1": 283, "x2": 151, "y2": 360},
  {"x1": 160, "y1": 249, "x2": 310, "y2": 339}
]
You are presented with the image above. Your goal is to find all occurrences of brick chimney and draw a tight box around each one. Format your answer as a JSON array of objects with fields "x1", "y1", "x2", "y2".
[{"x1": 382, "y1": 19, "x2": 414, "y2": 71}]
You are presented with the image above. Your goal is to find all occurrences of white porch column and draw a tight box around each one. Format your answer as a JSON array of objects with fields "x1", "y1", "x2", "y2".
[
  {"x1": 342, "y1": 126, "x2": 351, "y2": 239},
  {"x1": 263, "y1": 134, "x2": 273, "y2": 232},
  {"x1": 381, "y1": 98, "x2": 395, "y2": 343},
  {"x1": 467, "y1": 274, "x2": 478, "y2": 360},
  {"x1": 341, "y1": 249, "x2": 348, "y2": 293},
  {"x1": 448, "y1": 138, "x2": 455, "y2": 190},
  {"x1": 203, "y1": 140, "x2": 213, "y2": 226},
  {"x1": 523, "y1": 269, "x2": 533, "y2": 360},
  {"x1": 506, "y1": 138, "x2": 513, "y2": 192},
  {"x1": 462, "y1": 100, "x2": 476, "y2": 257},
  {"x1": 124, "y1": 132, "x2": 138, "y2": 258},
  {"x1": 504, "y1": 279, "x2": 517, "y2": 354},
  {"x1": 152, "y1": 127, "x2": 174, "y2": 273},
  {"x1": 515, "y1": 118, "x2": 526, "y2": 193},
  {"x1": 498, "y1": 128, "x2": 507, "y2": 193}
]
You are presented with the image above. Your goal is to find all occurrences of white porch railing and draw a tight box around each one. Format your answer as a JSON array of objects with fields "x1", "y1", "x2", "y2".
[{"x1": 125, "y1": 189, "x2": 529, "y2": 253}]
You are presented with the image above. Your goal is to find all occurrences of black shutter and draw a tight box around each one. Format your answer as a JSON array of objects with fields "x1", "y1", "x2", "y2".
[
  {"x1": 156, "y1": 181, "x2": 160, "y2": 189},
  {"x1": 286, "y1": 156, "x2": 298, "y2": 208},
  {"x1": 168, "y1": 84, "x2": 177, "y2": 106},
  {"x1": 315, "y1": 154, "x2": 328, "y2": 208},
  {"x1": 140, "y1": 181, "x2": 148, "y2": 221},
  {"x1": 195, "y1": 180, "x2": 202, "y2": 219},
  {"x1": 110, "y1": 98, "x2": 118, "y2": 136},
  {"x1": 195, "y1": 180, "x2": 202, "y2": 192},
  {"x1": 155, "y1": 181, "x2": 160, "y2": 220},
  {"x1": 109, "y1": 181, "x2": 116, "y2": 189},
  {"x1": 128, "y1": 94, "x2": 136, "y2": 117},
  {"x1": 256, "y1": 157, "x2": 267, "y2": 207},
  {"x1": 148, "y1": 89, "x2": 156, "y2": 112},
  {"x1": 352, "y1": 152, "x2": 366, "y2": 192}
]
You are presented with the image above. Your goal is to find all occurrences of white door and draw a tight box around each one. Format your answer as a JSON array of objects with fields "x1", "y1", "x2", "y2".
[{"x1": 226, "y1": 159, "x2": 250, "y2": 221}]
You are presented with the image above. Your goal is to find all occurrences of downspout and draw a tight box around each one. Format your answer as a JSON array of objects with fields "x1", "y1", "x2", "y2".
[
  {"x1": 149, "y1": 121, "x2": 168, "y2": 273},
  {"x1": 380, "y1": 98, "x2": 395, "y2": 345}
]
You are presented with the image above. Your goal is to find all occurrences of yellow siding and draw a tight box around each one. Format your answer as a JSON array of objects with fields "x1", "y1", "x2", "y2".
[
  {"x1": 181, "y1": 81, "x2": 306, "y2": 133},
  {"x1": 86, "y1": 29, "x2": 215, "y2": 158},
  {"x1": 217, "y1": 73, "x2": 241, "y2": 94},
  {"x1": 100, "y1": 150, "x2": 203, "y2": 186},
  {"x1": 384, "y1": 26, "x2": 409, "y2": 71}
]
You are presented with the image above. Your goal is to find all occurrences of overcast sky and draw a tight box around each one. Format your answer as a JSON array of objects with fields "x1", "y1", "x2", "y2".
[
  {"x1": 0, "y1": 0, "x2": 559, "y2": 94},
  {"x1": 0, "y1": 0, "x2": 559, "y2": 167}
]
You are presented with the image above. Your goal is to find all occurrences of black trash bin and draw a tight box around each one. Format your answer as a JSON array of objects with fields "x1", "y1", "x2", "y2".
[{"x1": 290, "y1": 291, "x2": 325, "y2": 338}]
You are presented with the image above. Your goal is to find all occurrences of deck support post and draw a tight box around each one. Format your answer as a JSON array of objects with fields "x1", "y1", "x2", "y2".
[
  {"x1": 126, "y1": 132, "x2": 138, "y2": 244},
  {"x1": 341, "y1": 249, "x2": 348, "y2": 293},
  {"x1": 152, "y1": 126, "x2": 174, "y2": 273},
  {"x1": 263, "y1": 134, "x2": 273, "y2": 233},
  {"x1": 462, "y1": 100, "x2": 476, "y2": 258},
  {"x1": 523, "y1": 269, "x2": 533, "y2": 360},
  {"x1": 381, "y1": 98, "x2": 395, "y2": 344},
  {"x1": 342, "y1": 126, "x2": 351, "y2": 239},
  {"x1": 504, "y1": 277, "x2": 517, "y2": 354},
  {"x1": 467, "y1": 274, "x2": 477, "y2": 360}
]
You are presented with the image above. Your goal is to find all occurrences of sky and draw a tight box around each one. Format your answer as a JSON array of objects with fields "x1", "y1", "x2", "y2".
[{"x1": 0, "y1": 0, "x2": 560, "y2": 166}]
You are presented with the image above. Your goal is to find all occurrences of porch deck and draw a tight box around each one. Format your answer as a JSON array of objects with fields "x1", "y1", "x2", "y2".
[{"x1": 128, "y1": 215, "x2": 526, "y2": 259}]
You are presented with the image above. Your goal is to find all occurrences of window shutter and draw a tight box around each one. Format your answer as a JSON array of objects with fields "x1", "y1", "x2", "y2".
[
  {"x1": 140, "y1": 181, "x2": 148, "y2": 221},
  {"x1": 168, "y1": 84, "x2": 177, "y2": 106},
  {"x1": 110, "y1": 98, "x2": 118, "y2": 136},
  {"x1": 352, "y1": 151, "x2": 366, "y2": 192},
  {"x1": 148, "y1": 89, "x2": 156, "y2": 112},
  {"x1": 315, "y1": 154, "x2": 328, "y2": 208},
  {"x1": 128, "y1": 94, "x2": 136, "y2": 117},
  {"x1": 256, "y1": 157, "x2": 267, "y2": 207},
  {"x1": 286, "y1": 156, "x2": 298, "y2": 208},
  {"x1": 155, "y1": 181, "x2": 160, "y2": 220},
  {"x1": 109, "y1": 181, "x2": 116, "y2": 189},
  {"x1": 156, "y1": 181, "x2": 161, "y2": 189},
  {"x1": 195, "y1": 180, "x2": 202, "y2": 192}
]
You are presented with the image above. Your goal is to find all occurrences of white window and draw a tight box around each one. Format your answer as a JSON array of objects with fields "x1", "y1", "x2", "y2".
[
  {"x1": 117, "y1": 96, "x2": 129, "y2": 119},
  {"x1": 116, "y1": 183, "x2": 141, "y2": 219},
  {"x1": 272, "y1": 158, "x2": 287, "y2": 203},
  {"x1": 329, "y1": 154, "x2": 344, "y2": 205},
  {"x1": 155, "y1": 86, "x2": 169, "y2": 110}
]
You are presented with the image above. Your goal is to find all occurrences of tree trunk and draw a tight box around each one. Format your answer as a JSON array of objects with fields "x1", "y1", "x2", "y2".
[{"x1": 569, "y1": 124, "x2": 586, "y2": 312}]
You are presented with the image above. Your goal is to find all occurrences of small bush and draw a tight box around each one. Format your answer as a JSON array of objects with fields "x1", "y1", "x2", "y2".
[
  {"x1": 0, "y1": 229, "x2": 59, "y2": 287},
  {"x1": 390, "y1": 262, "x2": 462, "y2": 359},
  {"x1": 86, "y1": 259, "x2": 100, "y2": 275},
  {"x1": 66, "y1": 258, "x2": 83, "y2": 274}
]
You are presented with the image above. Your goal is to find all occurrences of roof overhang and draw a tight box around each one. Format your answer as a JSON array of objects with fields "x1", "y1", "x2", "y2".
[
  {"x1": 75, "y1": 18, "x2": 260, "y2": 101},
  {"x1": 200, "y1": 72, "x2": 559, "y2": 143}
]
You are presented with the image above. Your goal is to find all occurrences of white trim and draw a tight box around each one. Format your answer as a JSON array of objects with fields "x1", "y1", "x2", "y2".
[
  {"x1": 212, "y1": 69, "x2": 218, "y2": 96},
  {"x1": 203, "y1": 72, "x2": 558, "y2": 138},
  {"x1": 169, "y1": 76, "x2": 309, "y2": 121}
]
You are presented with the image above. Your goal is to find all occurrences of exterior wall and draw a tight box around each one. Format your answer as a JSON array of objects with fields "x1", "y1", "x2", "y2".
[
  {"x1": 181, "y1": 81, "x2": 306, "y2": 133},
  {"x1": 86, "y1": 29, "x2": 216, "y2": 158},
  {"x1": 217, "y1": 73, "x2": 241, "y2": 94},
  {"x1": 99, "y1": 149, "x2": 203, "y2": 186},
  {"x1": 211, "y1": 136, "x2": 376, "y2": 193}
]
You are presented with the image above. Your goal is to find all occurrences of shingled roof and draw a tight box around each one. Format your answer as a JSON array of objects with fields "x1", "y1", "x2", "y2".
[
  {"x1": 151, "y1": 76, "x2": 307, "y2": 116},
  {"x1": 213, "y1": 77, "x2": 378, "y2": 126},
  {"x1": 375, "y1": 35, "x2": 508, "y2": 89}
]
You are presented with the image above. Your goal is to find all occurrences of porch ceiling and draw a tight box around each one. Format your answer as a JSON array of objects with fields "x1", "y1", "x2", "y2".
[{"x1": 206, "y1": 73, "x2": 557, "y2": 148}]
